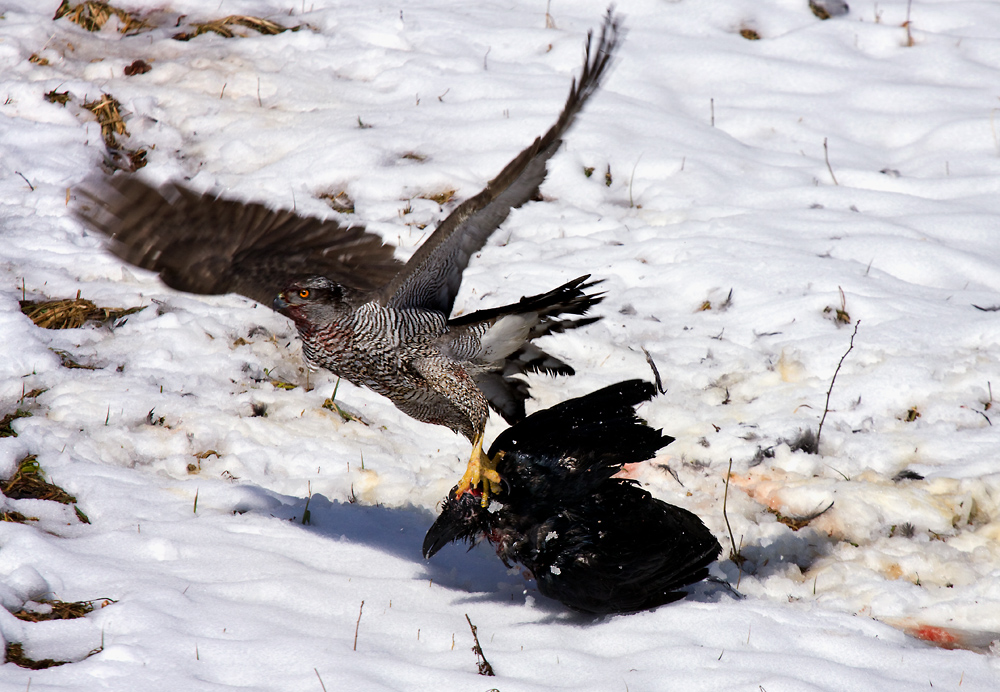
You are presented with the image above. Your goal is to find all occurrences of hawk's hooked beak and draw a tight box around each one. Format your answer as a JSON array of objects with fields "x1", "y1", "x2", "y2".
[{"x1": 273, "y1": 293, "x2": 289, "y2": 312}]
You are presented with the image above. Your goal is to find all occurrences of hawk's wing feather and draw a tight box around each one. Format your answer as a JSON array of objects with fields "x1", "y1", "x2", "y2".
[
  {"x1": 76, "y1": 177, "x2": 402, "y2": 306},
  {"x1": 74, "y1": 10, "x2": 619, "y2": 310},
  {"x1": 378, "y1": 9, "x2": 622, "y2": 314}
]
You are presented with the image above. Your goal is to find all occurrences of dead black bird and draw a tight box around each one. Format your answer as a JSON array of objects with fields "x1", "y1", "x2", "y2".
[{"x1": 423, "y1": 379, "x2": 722, "y2": 615}]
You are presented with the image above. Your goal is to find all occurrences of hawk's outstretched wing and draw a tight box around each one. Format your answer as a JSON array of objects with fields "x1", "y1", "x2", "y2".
[
  {"x1": 75, "y1": 9, "x2": 620, "y2": 312},
  {"x1": 378, "y1": 9, "x2": 622, "y2": 314},
  {"x1": 76, "y1": 177, "x2": 402, "y2": 306}
]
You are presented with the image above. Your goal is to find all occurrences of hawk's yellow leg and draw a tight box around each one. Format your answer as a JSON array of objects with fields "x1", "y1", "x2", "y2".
[{"x1": 454, "y1": 432, "x2": 503, "y2": 506}]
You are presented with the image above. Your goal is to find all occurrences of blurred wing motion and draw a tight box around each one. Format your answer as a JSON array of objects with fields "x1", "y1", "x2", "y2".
[
  {"x1": 423, "y1": 379, "x2": 722, "y2": 615},
  {"x1": 74, "y1": 8, "x2": 621, "y2": 317},
  {"x1": 76, "y1": 177, "x2": 402, "y2": 306}
]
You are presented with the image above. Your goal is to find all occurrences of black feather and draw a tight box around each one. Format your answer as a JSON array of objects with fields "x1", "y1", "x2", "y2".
[{"x1": 424, "y1": 380, "x2": 721, "y2": 615}]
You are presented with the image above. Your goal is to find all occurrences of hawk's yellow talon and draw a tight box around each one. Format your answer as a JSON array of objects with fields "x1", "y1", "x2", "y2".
[{"x1": 455, "y1": 435, "x2": 503, "y2": 506}]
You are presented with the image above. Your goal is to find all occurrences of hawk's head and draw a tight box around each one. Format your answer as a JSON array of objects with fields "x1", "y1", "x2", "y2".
[{"x1": 274, "y1": 276, "x2": 353, "y2": 327}]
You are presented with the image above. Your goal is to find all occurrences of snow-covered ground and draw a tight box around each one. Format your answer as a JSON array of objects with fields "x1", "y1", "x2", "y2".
[{"x1": 2, "y1": 0, "x2": 1000, "y2": 688}]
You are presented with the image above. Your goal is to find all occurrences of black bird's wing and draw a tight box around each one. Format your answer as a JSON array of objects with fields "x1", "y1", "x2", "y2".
[
  {"x1": 378, "y1": 9, "x2": 622, "y2": 314},
  {"x1": 488, "y1": 379, "x2": 670, "y2": 500},
  {"x1": 531, "y1": 489, "x2": 722, "y2": 615},
  {"x1": 75, "y1": 177, "x2": 402, "y2": 305}
]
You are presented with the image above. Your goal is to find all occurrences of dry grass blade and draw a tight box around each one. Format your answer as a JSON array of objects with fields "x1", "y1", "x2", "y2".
[
  {"x1": 419, "y1": 189, "x2": 457, "y2": 206},
  {"x1": 50, "y1": 349, "x2": 98, "y2": 370},
  {"x1": 722, "y1": 458, "x2": 745, "y2": 566},
  {"x1": 768, "y1": 501, "x2": 834, "y2": 531},
  {"x1": 5, "y1": 642, "x2": 68, "y2": 670},
  {"x1": 45, "y1": 89, "x2": 71, "y2": 105},
  {"x1": 53, "y1": 0, "x2": 150, "y2": 35},
  {"x1": 76, "y1": 92, "x2": 147, "y2": 171},
  {"x1": 268, "y1": 377, "x2": 298, "y2": 391},
  {"x1": 12, "y1": 598, "x2": 102, "y2": 623},
  {"x1": 226, "y1": 15, "x2": 288, "y2": 35},
  {"x1": 20, "y1": 294, "x2": 145, "y2": 329},
  {"x1": 810, "y1": 2, "x2": 831, "y2": 20},
  {"x1": 174, "y1": 15, "x2": 294, "y2": 41},
  {"x1": 83, "y1": 94, "x2": 128, "y2": 147},
  {"x1": 3, "y1": 454, "x2": 77, "y2": 504},
  {"x1": 1, "y1": 510, "x2": 38, "y2": 523},
  {"x1": 322, "y1": 398, "x2": 369, "y2": 425},
  {"x1": 319, "y1": 191, "x2": 355, "y2": 214},
  {"x1": 21, "y1": 297, "x2": 99, "y2": 329},
  {"x1": 0, "y1": 409, "x2": 31, "y2": 438}
]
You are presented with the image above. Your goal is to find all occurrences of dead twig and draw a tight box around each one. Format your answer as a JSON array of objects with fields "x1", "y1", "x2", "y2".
[
  {"x1": 823, "y1": 137, "x2": 838, "y2": 185},
  {"x1": 814, "y1": 321, "x2": 859, "y2": 453},
  {"x1": 642, "y1": 347, "x2": 665, "y2": 394},
  {"x1": 465, "y1": 614, "x2": 495, "y2": 676},
  {"x1": 722, "y1": 459, "x2": 744, "y2": 566},
  {"x1": 353, "y1": 601, "x2": 364, "y2": 651},
  {"x1": 15, "y1": 172, "x2": 34, "y2": 192}
]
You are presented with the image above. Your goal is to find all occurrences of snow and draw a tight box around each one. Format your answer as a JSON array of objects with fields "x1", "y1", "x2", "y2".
[{"x1": 1, "y1": 0, "x2": 1000, "y2": 688}]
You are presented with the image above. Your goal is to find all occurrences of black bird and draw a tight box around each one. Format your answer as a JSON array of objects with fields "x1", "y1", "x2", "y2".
[
  {"x1": 75, "y1": 10, "x2": 621, "y2": 501},
  {"x1": 423, "y1": 380, "x2": 722, "y2": 615}
]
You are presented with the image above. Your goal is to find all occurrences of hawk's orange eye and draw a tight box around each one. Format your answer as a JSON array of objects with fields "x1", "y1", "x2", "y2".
[{"x1": 298, "y1": 289, "x2": 311, "y2": 299}]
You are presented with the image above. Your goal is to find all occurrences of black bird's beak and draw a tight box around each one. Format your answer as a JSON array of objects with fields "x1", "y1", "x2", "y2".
[
  {"x1": 273, "y1": 293, "x2": 289, "y2": 312},
  {"x1": 422, "y1": 521, "x2": 453, "y2": 559},
  {"x1": 422, "y1": 490, "x2": 483, "y2": 559}
]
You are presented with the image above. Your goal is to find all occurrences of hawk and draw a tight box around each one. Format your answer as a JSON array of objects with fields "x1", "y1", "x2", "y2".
[{"x1": 76, "y1": 10, "x2": 621, "y2": 501}]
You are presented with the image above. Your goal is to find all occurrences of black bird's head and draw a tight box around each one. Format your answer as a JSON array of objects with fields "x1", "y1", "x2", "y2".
[{"x1": 422, "y1": 489, "x2": 492, "y2": 560}]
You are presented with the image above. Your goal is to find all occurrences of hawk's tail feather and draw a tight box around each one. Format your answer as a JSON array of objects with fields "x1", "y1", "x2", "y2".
[
  {"x1": 457, "y1": 275, "x2": 605, "y2": 424},
  {"x1": 447, "y1": 274, "x2": 604, "y2": 327}
]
